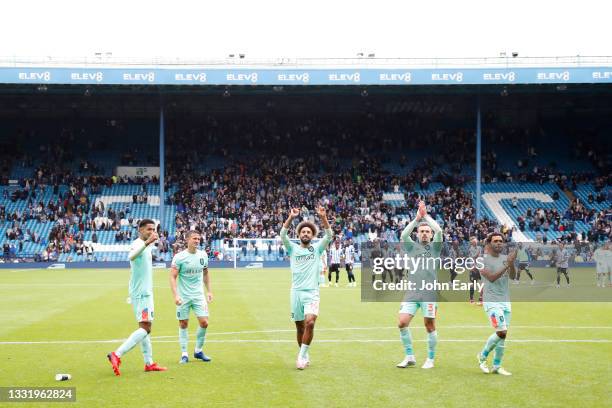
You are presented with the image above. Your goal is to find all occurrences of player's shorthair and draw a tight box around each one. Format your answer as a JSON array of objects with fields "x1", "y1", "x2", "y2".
[
  {"x1": 417, "y1": 222, "x2": 431, "y2": 230},
  {"x1": 297, "y1": 221, "x2": 318, "y2": 236},
  {"x1": 185, "y1": 230, "x2": 201, "y2": 240},
  {"x1": 486, "y1": 232, "x2": 505, "y2": 244},
  {"x1": 138, "y1": 218, "x2": 156, "y2": 228}
]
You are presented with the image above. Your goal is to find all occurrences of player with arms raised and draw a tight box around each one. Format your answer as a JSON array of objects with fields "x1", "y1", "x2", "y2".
[
  {"x1": 280, "y1": 206, "x2": 333, "y2": 370},
  {"x1": 477, "y1": 232, "x2": 516, "y2": 376},
  {"x1": 170, "y1": 230, "x2": 213, "y2": 364},
  {"x1": 396, "y1": 201, "x2": 443, "y2": 370},
  {"x1": 107, "y1": 219, "x2": 167, "y2": 376}
]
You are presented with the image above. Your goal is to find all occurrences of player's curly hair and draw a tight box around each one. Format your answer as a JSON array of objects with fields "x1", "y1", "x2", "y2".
[{"x1": 297, "y1": 221, "x2": 318, "y2": 236}]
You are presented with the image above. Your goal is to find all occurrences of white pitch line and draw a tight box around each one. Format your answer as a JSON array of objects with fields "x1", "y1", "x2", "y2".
[
  {"x1": 1, "y1": 325, "x2": 611, "y2": 345},
  {"x1": 149, "y1": 325, "x2": 612, "y2": 339},
  {"x1": 1, "y1": 326, "x2": 611, "y2": 345},
  {"x1": 0, "y1": 339, "x2": 610, "y2": 345}
]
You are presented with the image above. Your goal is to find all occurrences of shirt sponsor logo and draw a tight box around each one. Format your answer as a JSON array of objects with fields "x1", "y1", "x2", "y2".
[{"x1": 295, "y1": 253, "x2": 315, "y2": 262}]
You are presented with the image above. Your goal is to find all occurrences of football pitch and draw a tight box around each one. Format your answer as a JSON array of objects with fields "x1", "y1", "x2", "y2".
[{"x1": 1, "y1": 267, "x2": 610, "y2": 407}]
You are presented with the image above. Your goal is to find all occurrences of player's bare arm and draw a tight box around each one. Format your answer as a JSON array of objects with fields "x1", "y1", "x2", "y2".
[
  {"x1": 129, "y1": 231, "x2": 158, "y2": 262},
  {"x1": 204, "y1": 267, "x2": 213, "y2": 303},
  {"x1": 280, "y1": 208, "x2": 300, "y2": 251},
  {"x1": 169, "y1": 265, "x2": 182, "y2": 305},
  {"x1": 283, "y1": 208, "x2": 300, "y2": 229},
  {"x1": 316, "y1": 205, "x2": 330, "y2": 230}
]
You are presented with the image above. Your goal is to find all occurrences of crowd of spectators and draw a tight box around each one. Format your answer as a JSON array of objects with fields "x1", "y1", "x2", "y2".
[
  {"x1": 516, "y1": 198, "x2": 611, "y2": 244},
  {"x1": 0, "y1": 175, "x2": 170, "y2": 261},
  {"x1": 169, "y1": 152, "x2": 504, "y2": 254},
  {"x1": 0, "y1": 116, "x2": 609, "y2": 262}
]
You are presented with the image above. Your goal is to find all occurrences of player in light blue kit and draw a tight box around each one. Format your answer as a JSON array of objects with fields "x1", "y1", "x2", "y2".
[
  {"x1": 170, "y1": 230, "x2": 214, "y2": 364},
  {"x1": 107, "y1": 219, "x2": 167, "y2": 376},
  {"x1": 477, "y1": 232, "x2": 517, "y2": 376},
  {"x1": 396, "y1": 201, "x2": 443, "y2": 370},
  {"x1": 593, "y1": 243, "x2": 612, "y2": 287},
  {"x1": 280, "y1": 206, "x2": 333, "y2": 370}
]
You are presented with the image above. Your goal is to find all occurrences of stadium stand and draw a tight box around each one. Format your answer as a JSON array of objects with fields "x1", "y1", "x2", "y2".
[{"x1": 0, "y1": 114, "x2": 609, "y2": 263}]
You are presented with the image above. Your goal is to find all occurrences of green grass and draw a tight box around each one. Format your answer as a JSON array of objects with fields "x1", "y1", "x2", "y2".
[{"x1": 0, "y1": 267, "x2": 611, "y2": 407}]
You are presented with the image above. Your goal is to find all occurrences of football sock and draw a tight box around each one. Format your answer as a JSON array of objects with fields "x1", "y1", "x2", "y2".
[
  {"x1": 116, "y1": 327, "x2": 148, "y2": 357},
  {"x1": 427, "y1": 330, "x2": 437, "y2": 359},
  {"x1": 140, "y1": 334, "x2": 153, "y2": 365},
  {"x1": 299, "y1": 344, "x2": 309, "y2": 359},
  {"x1": 399, "y1": 327, "x2": 414, "y2": 356},
  {"x1": 179, "y1": 327, "x2": 189, "y2": 353},
  {"x1": 195, "y1": 327, "x2": 207, "y2": 352},
  {"x1": 481, "y1": 333, "x2": 502, "y2": 358},
  {"x1": 492, "y1": 338, "x2": 506, "y2": 367}
]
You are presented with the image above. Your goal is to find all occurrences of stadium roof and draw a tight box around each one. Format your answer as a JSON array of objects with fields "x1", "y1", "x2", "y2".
[
  {"x1": 2, "y1": 55, "x2": 612, "y2": 68},
  {"x1": 1, "y1": 55, "x2": 612, "y2": 87}
]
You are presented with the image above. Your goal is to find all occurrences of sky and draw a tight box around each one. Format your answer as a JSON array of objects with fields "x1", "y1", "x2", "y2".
[{"x1": 1, "y1": 0, "x2": 610, "y2": 61}]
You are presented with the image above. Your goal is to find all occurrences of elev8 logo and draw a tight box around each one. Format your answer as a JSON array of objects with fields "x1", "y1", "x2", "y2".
[
  {"x1": 277, "y1": 73, "x2": 309, "y2": 83},
  {"x1": 18, "y1": 71, "x2": 51, "y2": 81},
  {"x1": 379, "y1": 72, "x2": 411, "y2": 82},
  {"x1": 536, "y1": 71, "x2": 570, "y2": 81},
  {"x1": 483, "y1": 72, "x2": 515, "y2": 82},
  {"x1": 431, "y1": 72, "x2": 463, "y2": 82},
  {"x1": 328, "y1": 72, "x2": 360, "y2": 82},
  {"x1": 71, "y1": 72, "x2": 104, "y2": 82},
  {"x1": 122, "y1": 72, "x2": 155, "y2": 82}
]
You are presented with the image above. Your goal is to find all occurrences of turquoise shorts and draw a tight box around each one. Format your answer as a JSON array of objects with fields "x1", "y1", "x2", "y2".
[
  {"x1": 132, "y1": 295, "x2": 154, "y2": 322},
  {"x1": 291, "y1": 289, "x2": 320, "y2": 322},
  {"x1": 597, "y1": 264, "x2": 611, "y2": 274},
  {"x1": 483, "y1": 302, "x2": 511, "y2": 331},
  {"x1": 176, "y1": 298, "x2": 209, "y2": 320},
  {"x1": 399, "y1": 301, "x2": 437, "y2": 318}
]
